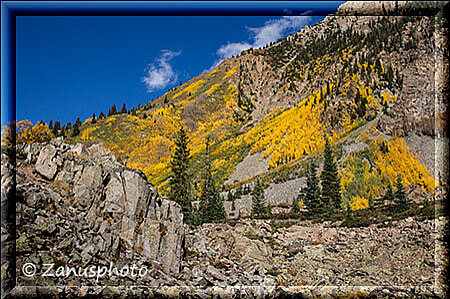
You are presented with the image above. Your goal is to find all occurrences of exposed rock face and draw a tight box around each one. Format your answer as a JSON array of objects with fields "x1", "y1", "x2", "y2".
[
  {"x1": 10, "y1": 138, "x2": 185, "y2": 287},
  {"x1": 336, "y1": 1, "x2": 408, "y2": 15},
  {"x1": 35, "y1": 144, "x2": 58, "y2": 180},
  {"x1": 3, "y1": 138, "x2": 446, "y2": 296},
  {"x1": 377, "y1": 50, "x2": 436, "y2": 137}
]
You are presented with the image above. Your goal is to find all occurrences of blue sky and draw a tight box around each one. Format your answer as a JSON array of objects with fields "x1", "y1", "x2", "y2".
[{"x1": 14, "y1": 12, "x2": 339, "y2": 127}]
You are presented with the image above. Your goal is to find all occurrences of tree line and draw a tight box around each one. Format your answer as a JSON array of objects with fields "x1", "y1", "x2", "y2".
[{"x1": 47, "y1": 102, "x2": 140, "y2": 138}]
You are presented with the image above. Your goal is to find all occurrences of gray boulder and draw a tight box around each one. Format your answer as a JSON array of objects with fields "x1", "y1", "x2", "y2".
[{"x1": 35, "y1": 144, "x2": 58, "y2": 180}]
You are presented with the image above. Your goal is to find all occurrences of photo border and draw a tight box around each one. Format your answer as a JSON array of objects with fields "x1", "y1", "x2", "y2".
[{"x1": 1, "y1": 1, "x2": 448, "y2": 298}]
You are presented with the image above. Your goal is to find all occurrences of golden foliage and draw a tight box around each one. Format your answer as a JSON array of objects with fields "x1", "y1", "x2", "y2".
[
  {"x1": 349, "y1": 196, "x2": 369, "y2": 211},
  {"x1": 174, "y1": 80, "x2": 205, "y2": 99},
  {"x1": 341, "y1": 136, "x2": 436, "y2": 209},
  {"x1": 2, "y1": 120, "x2": 54, "y2": 146},
  {"x1": 340, "y1": 152, "x2": 382, "y2": 209},
  {"x1": 76, "y1": 45, "x2": 408, "y2": 193},
  {"x1": 81, "y1": 126, "x2": 98, "y2": 141},
  {"x1": 206, "y1": 83, "x2": 222, "y2": 96},
  {"x1": 243, "y1": 97, "x2": 327, "y2": 168},
  {"x1": 373, "y1": 137, "x2": 435, "y2": 193},
  {"x1": 222, "y1": 66, "x2": 237, "y2": 80}
]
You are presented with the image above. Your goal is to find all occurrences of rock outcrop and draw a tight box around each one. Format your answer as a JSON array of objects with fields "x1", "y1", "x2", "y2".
[
  {"x1": 9, "y1": 138, "x2": 185, "y2": 287},
  {"x1": 3, "y1": 138, "x2": 446, "y2": 297}
]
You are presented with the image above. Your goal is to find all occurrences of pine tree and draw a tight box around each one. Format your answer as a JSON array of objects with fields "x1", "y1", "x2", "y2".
[
  {"x1": 71, "y1": 118, "x2": 82, "y2": 137},
  {"x1": 344, "y1": 201, "x2": 354, "y2": 225},
  {"x1": 120, "y1": 103, "x2": 127, "y2": 114},
  {"x1": 168, "y1": 126, "x2": 193, "y2": 224},
  {"x1": 71, "y1": 123, "x2": 80, "y2": 137},
  {"x1": 52, "y1": 121, "x2": 60, "y2": 136},
  {"x1": 291, "y1": 195, "x2": 300, "y2": 215},
  {"x1": 49, "y1": 120, "x2": 53, "y2": 130},
  {"x1": 251, "y1": 179, "x2": 271, "y2": 218},
  {"x1": 320, "y1": 138, "x2": 342, "y2": 213},
  {"x1": 198, "y1": 138, "x2": 226, "y2": 223},
  {"x1": 60, "y1": 125, "x2": 65, "y2": 137},
  {"x1": 91, "y1": 113, "x2": 97, "y2": 124},
  {"x1": 304, "y1": 160, "x2": 322, "y2": 216},
  {"x1": 74, "y1": 117, "x2": 82, "y2": 128},
  {"x1": 111, "y1": 104, "x2": 117, "y2": 115},
  {"x1": 380, "y1": 183, "x2": 395, "y2": 207},
  {"x1": 393, "y1": 174, "x2": 408, "y2": 212},
  {"x1": 99, "y1": 111, "x2": 106, "y2": 119},
  {"x1": 227, "y1": 191, "x2": 234, "y2": 202}
]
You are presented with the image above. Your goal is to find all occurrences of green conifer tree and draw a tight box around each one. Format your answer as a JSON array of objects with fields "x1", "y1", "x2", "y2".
[
  {"x1": 199, "y1": 138, "x2": 226, "y2": 223},
  {"x1": 52, "y1": 121, "x2": 60, "y2": 136},
  {"x1": 380, "y1": 183, "x2": 395, "y2": 207},
  {"x1": 60, "y1": 125, "x2": 65, "y2": 137},
  {"x1": 71, "y1": 124, "x2": 80, "y2": 137},
  {"x1": 344, "y1": 201, "x2": 354, "y2": 226},
  {"x1": 320, "y1": 138, "x2": 342, "y2": 213},
  {"x1": 251, "y1": 179, "x2": 271, "y2": 218},
  {"x1": 71, "y1": 117, "x2": 81, "y2": 137},
  {"x1": 111, "y1": 104, "x2": 117, "y2": 115},
  {"x1": 120, "y1": 102, "x2": 127, "y2": 114},
  {"x1": 304, "y1": 160, "x2": 322, "y2": 216},
  {"x1": 168, "y1": 126, "x2": 193, "y2": 224},
  {"x1": 291, "y1": 196, "x2": 301, "y2": 214},
  {"x1": 393, "y1": 174, "x2": 409, "y2": 212}
]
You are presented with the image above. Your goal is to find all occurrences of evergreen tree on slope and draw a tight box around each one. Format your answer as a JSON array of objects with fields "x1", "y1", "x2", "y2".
[
  {"x1": 199, "y1": 137, "x2": 226, "y2": 223},
  {"x1": 393, "y1": 174, "x2": 409, "y2": 213},
  {"x1": 251, "y1": 179, "x2": 271, "y2": 218},
  {"x1": 320, "y1": 138, "x2": 342, "y2": 213},
  {"x1": 305, "y1": 160, "x2": 322, "y2": 216},
  {"x1": 168, "y1": 126, "x2": 193, "y2": 224}
]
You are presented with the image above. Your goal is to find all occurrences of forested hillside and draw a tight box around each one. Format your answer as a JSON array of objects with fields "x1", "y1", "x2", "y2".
[{"x1": 6, "y1": 1, "x2": 447, "y2": 220}]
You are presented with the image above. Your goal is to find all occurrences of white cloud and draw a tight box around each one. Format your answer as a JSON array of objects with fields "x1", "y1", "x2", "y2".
[
  {"x1": 214, "y1": 16, "x2": 311, "y2": 66},
  {"x1": 252, "y1": 16, "x2": 310, "y2": 48},
  {"x1": 216, "y1": 41, "x2": 252, "y2": 61},
  {"x1": 142, "y1": 50, "x2": 181, "y2": 92}
]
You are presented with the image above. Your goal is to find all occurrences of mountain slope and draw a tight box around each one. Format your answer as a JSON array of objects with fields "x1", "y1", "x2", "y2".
[{"x1": 70, "y1": 2, "x2": 446, "y2": 211}]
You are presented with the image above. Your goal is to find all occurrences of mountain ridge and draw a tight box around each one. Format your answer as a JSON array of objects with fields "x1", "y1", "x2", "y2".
[{"x1": 17, "y1": 1, "x2": 447, "y2": 214}]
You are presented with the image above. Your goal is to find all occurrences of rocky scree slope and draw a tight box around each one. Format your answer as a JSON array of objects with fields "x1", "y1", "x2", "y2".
[
  {"x1": 183, "y1": 217, "x2": 445, "y2": 290},
  {"x1": 2, "y1": 140, "x2": 445, "y2": 297}
]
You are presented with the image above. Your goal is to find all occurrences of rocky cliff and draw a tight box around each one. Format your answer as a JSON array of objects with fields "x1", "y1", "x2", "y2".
[
  {"x1": 3, "y1": 138, "x2": 446, "y2": 298},
  {"x1": 3, "y1": 137, "x2": 184, "y2": 288}
]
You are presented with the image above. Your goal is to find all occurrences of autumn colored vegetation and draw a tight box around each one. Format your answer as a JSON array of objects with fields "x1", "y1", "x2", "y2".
[{"x1": 3, "y1": 14, "x2": 439, "y2": 225}]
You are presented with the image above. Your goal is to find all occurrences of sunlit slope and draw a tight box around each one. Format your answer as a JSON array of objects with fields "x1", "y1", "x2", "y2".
[
  {"x1": 74, "y1": 59, "x2": 251, "y2": 189},
  {"x1": 73, "y1": 14, "x2": 437, "y2": 200}
]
